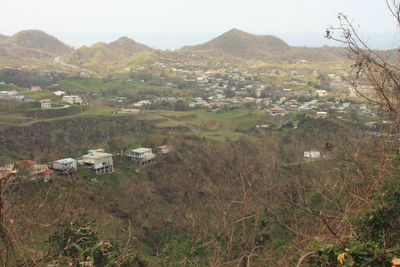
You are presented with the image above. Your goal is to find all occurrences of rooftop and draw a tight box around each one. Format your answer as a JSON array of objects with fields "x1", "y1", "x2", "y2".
[{"x1": 131, "y1": 148, "x2": 152, "y2": 153}]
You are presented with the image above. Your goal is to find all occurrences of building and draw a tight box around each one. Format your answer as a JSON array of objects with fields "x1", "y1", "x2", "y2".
[
  {"x1": 269, "y1": 108, "x2": 287, "y2": 116},
  {"x1": 157, "y1": 145, "x2": 174, "y2": 154},
  {"x1": 316, "y1": 111, "x2": 328, "y2": 118},
  {"x1": 82, "y1": 150, "x2": 113, "y2": 174},
  {"x1": 13, "y1": 160, "x2": 54, "y2": 182},
  {"x1": 31, "y1": 86, "x2": 42, "y2": 91},
  {"x1": 40, "y1": 99, "x2": 52, "y2": 109},
  {"x1": 316, "y1": 90, "x2": 328, "y2": 97},
  {"x1": 127, "y1": 148, "x2": 155, "y2": 166},
  {"x1": 49, "y1": 158, "x2": 77, "y2": 174},
  {"x1": 54, "y1": 90, "x2": 66, "y2": 96},
  {"x1": 117, "y1": 109, "x2": 140, "y2": 114},
  {"x1": 62, "y1": 95, "x2": 83, "y2": 104},
  {"x1": 304, "y1": 151, "x2": 321, "y2": 161}
]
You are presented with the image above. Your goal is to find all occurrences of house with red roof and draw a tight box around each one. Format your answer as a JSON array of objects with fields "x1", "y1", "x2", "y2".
[{"x1": 157, "y1": 145, "x2": 174, "y2": 154}]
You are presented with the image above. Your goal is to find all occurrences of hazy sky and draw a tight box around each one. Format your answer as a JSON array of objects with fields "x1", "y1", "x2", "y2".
[{"x1": 0, "y1": 0, "x2": 398, "y2": 49}]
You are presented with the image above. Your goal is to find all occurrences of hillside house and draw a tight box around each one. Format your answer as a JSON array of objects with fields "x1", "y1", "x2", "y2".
[
  {"x1": 157, "y1": 145, "x2": 174, "y2": 154},
  {"x1": 49, "y1": 158, "x2": 77, "y2": 174},
  {"x1": 117, "y1": 109, "x2": 140, "y2": 114},
  {"x1": 40, "y1": 99, "x2": 52, "y2": 109},
  {"x1": 14, "y1": 160, "x2": 54, "y2": 182},
  {"x1": 82, "y1": 150, "x2": 113, "y2": 174},
  {"x1": 269, "y1": 108, "x2": 287, "y2": 116},
  {"x1": 316, "y1": 90, "x2": 328, "y2": 97},
  {"x1": 127, "y1": 148, "x2": 155, "y2": 166},
  {"x1": 62, "y1": 95, "x2": 83, "y2": 104},
  {"x1": 304, "y1": 151, "x2": 321, "y2": 161},
  {"x1": 54, "y1": 90, "x2": 66, "y2": 96},
  {"x1": 316, "y1": 111, "x2": 328, "y2": 118},
  {"x1": 31, "y1": 86, "x2": 42, "y2": 91}
]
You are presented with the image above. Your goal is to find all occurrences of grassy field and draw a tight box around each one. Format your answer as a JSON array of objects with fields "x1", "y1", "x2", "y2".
[
  {"x1": 60, "y1": 78, "x2": 183, "y2": 97},
  {"x1": 142, "y1": 109, "x2": 264, "y2": 141}
]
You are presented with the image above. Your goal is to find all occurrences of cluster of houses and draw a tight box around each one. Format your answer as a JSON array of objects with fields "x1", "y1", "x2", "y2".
[
  {"x1": 0, "y1": 82, "x2": 84, "y2": 110},
  {"x1": 120, "y1": 59, "x2": 380, "y2": 121},
  {"x1": 0, "y1": 145, "x2": 174, "y2": 182},
  {"x1": 0, "y1": 90, "x2": 35, "y2": 102}
]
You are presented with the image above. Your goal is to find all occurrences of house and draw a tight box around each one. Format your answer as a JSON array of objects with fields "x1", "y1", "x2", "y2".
[
  {"x1": 14, "y1": 160, "x2": 54, "y2": 182},
  {"x1": 127, "y1": 148, "x2": 155, "y2": 166},
  {"x1": 31, "y1": 86, "x2": 42, "y2": 91},
  {"x1": 117, "y1": 109, "x2": 140, "y2": 114},
  {"x1": 54, "y1": 90, "x2": 66, "y2": 96},
  {"x1": 316, "y1": 111, "x2": 328, "y2": 118},
  {"x1": 316, "y1": 90, "x2": 328, "y2": 97},
  {"x1": 269, "y1": 108, "x2": 287, "y2": 116},
  {"x1": 62, "y1": 95, "x2": 83, "y2": 104},
  {"x1": 157, "y1": 145, "x2": 174, "y2": 154},
  {"x1": 304, "y1": 151, "x2": 321, "y2": 161},
  {"x1": 40, "y1": 99, "x2": 52, "y2": 109},
  {"x1": 49, "y1": 158, "x2": 77, "y2": 174},
  {"x1": 82, "y1": 150, "x2": 113, "y2": 174}
]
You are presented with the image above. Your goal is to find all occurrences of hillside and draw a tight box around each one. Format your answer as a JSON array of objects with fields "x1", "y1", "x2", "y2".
[
  {"x1": 183, "y1": 28, "x2": 348, "y2": 62},
  {"x1": 0, "y1": 34, "x2": 8, "y2": 41},
  {"x1": 63, "y1": 37, "x2": 153, "y2": 71},
  {"x1": 0, "y1": 30, "x2": 73, "y2": 69},
  {"x1": 183, "y1": 29, "x2": 290, "y2": 60}
]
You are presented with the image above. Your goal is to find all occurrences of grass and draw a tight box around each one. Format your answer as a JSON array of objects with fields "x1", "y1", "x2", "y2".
[
  {"x1": 60, "y1": 78, "x2": 182, "y2": 97},
  {"x1": 20, "y1": 90, "x2": 54, "y2": 100},
  {"x1": 143, "y1": 109, "x2": 264, "y2": 141}
]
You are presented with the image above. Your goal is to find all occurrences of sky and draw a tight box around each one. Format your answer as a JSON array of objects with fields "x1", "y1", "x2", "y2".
[{"x1": 0, "y1": 0, "x2": 398, "y2": 49}]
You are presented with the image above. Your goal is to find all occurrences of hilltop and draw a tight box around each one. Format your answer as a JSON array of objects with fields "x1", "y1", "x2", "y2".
[
  {"x1": 183, "y1": 28, "x2": 348, "y2": 62},
  {"x1": 0, "y1": 30, "x2": 72, "y2": 69},
  {"x1": 63, "y1": 37, "x2": 153, "y2": 72},
  {"x1": 183, "y1": 29, "x2": 291, "y2": 60},
  {"x1": 6, "y1": 30, "x2": 71, "y2": 55}
]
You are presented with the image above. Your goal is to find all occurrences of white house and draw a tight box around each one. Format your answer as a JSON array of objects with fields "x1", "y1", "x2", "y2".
[
  {"x1": 40, "y1": 99, "x2": 52, "y2": 109},
  {"x1": 54, "y1": 90, "x2": 66, "y2": 96},
  {"x1": 127, "y1": 148, "x2": 155, "y2": 166},
  {"x1": 157, "y1": 145, "x2": 174, "y2": 154},
  {"x1": 304, "y1": 151, "x2": 321, "y2": 161},
  {"x1": 82, "y1": 150, "x2": 113, "y2": 174},
  {"x1": 316, "y1": 111, "x2": 328, "y2": 118},
  {"x1": 62, "y1": 95, "x2": 83, "y2": 104},
  {"x1": 316, "y1": 90, "x2": 328, "y2": 97}
]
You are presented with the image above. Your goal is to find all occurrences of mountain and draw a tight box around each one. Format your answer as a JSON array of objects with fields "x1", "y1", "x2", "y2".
[
  {"x1": 63, "y1": 37, "x2": 153, "y2": 71},
  {"x1": 183, "y1": 29, "x2": 290, "y2": 60},
  {"x1": 6, "y1": 30, "x2": 71, "y2": 55},
  {"x1": 183, "y1": 29, "x2": 348, "y2": 62},
  {"x1": 0, "y1": 30, "x2": 73, "y2": 68},
  {"x1": 109, "y1": 36, "x2": 153, "y2": 55},
  {"x1": 0, "y1": 34, "x2": 8, "y2": 41}
]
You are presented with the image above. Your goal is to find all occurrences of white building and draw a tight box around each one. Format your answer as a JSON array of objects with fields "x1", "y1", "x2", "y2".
[
  {"x1": 316, "y1": 90, "x2": 328, "y2": 97},
  {"x1": 40, "y1": 99, "x2": 52, "y2": 109},
  {"x1": 304, "y1": 151, "x2": 321, "y2": 161},
  {"x1": 127, "y1": 148, "x2": 155, "y2": 166},
  {"x1": 54, "y1": 90, "x2": 66, "y2": 96},
  {"x1": 62, "y1": 95, "x2": 83, "y2": 104},
  {"x1": 316, "y1": 111, "x2": 328, "y2": 118},
  {"x1": 82, "y1": 150, "x2": 113, "y2": 174}
]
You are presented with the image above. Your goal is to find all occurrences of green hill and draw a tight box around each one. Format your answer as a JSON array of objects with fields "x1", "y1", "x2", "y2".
[{"x1": 63, "y1": 37, "x2": 153, "y2": 71}]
